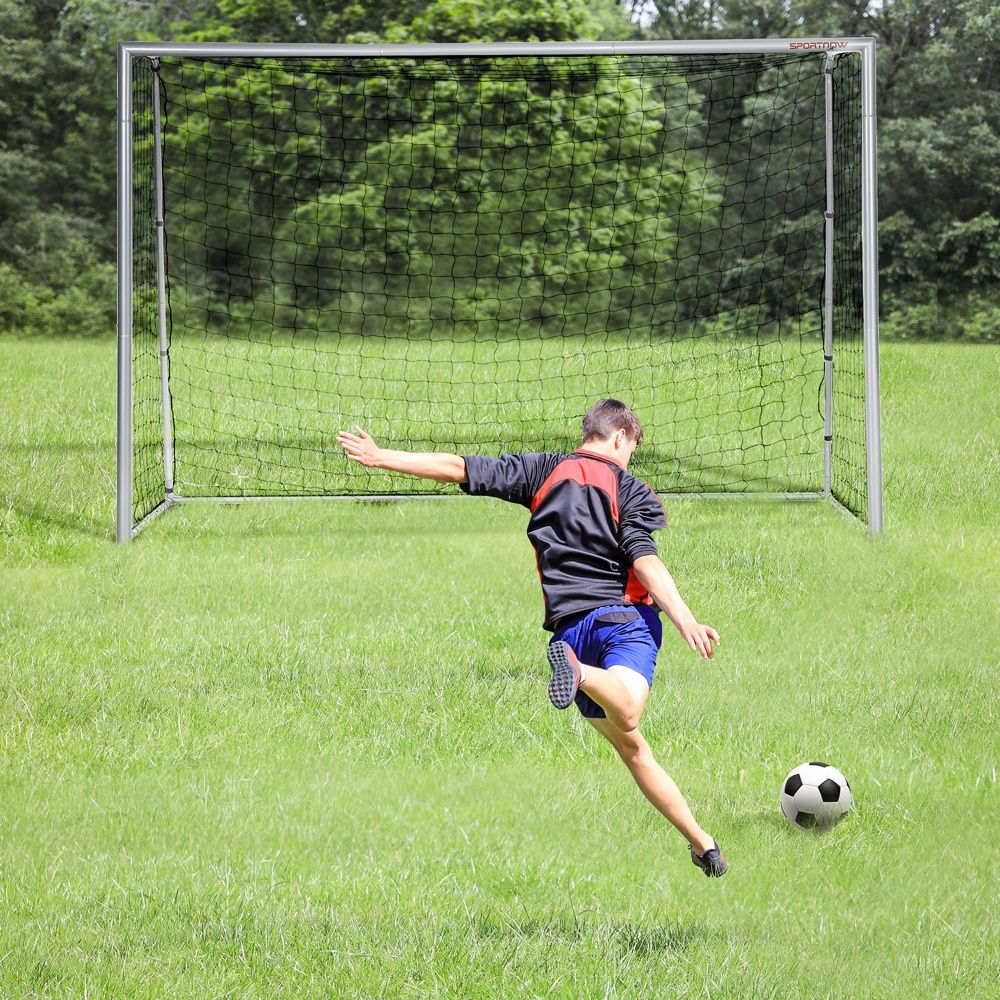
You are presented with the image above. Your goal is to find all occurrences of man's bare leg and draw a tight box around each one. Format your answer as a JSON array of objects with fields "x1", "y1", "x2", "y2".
[
  {"x1": 575, "y1": 659, "x2": 645, "y2": 731},
  {"x1": 576, "y1": 663, "x2": 714, "y2": 854},
  {"x1": 547, "y1": 646, "x2": 726, "y2": 871},
  {"x1": 587, "y1": 710, "x2": 715, "y2": 854},
  {"x1": 549, "y1": 642, "x2": 655, "y2": 737}
]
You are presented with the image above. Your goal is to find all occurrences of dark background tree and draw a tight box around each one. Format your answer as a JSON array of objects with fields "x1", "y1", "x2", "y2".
[
  {"x1": 0, "y1": 0, "x2": 996, "y2": 338},
  {"x1": 631, "y1": 0, "x2": 1000, "y2": 339}
]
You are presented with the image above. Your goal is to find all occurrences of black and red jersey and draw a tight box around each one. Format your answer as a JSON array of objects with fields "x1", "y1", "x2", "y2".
[{"x1": 461, "y1": 449, "x2": 666, "y2": 631}]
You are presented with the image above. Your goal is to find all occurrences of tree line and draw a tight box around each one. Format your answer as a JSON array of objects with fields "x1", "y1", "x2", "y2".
[{"x1": 0, "y1": 0, "x2": 996, "y2": 340}]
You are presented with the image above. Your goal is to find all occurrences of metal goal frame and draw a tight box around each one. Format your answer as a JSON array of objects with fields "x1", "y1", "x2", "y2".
[{"x1": 116, "y1": 38, "x2": 883, "y2": 541}]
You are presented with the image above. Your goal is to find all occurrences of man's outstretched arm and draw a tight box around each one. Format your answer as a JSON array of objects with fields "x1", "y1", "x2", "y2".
[
  {"x1": 632, "y1": 554, "x2": 720, "y2": 659},
  {"x1": 336, "y1": 426, "x2": 468, "y2": 484}
]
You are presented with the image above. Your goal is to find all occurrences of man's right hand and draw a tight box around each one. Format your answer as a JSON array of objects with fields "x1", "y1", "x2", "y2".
[
  {"x1": 336, "y1": 425, "x2": 382, "y2": 467},
  {"x1": 335, "y1": 429, "x2": 468, "y2": 483},
  {"x1": 675, "y1": 619, "x2": 721, "y2": 659}
]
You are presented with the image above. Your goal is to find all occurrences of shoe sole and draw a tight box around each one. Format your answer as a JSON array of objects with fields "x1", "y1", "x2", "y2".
[{"x1": 547, "y1": 641, "x2": 579, "y2": 710}]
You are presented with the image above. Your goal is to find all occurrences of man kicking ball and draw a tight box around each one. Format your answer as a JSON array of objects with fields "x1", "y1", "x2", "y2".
[{"x1": 337, "y1": 399, "x2": 727, "y2": 877}]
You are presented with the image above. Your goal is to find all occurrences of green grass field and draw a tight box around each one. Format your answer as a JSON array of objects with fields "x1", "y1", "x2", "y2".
[{"x1": 1, "y1": 337, "x2": 998, "y2": 997}]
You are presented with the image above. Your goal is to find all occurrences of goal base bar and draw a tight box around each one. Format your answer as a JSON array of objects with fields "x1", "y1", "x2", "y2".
[
  {"x1": 128, "y1": 490, "x2": 872, "y2": 540},
  {"x1": 128, "y1": 494, "x2": 177, "y2": 539}
]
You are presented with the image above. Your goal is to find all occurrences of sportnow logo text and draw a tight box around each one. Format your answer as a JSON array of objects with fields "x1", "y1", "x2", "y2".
[{"x1": 788, "y1": 40, "x2": 850, "y2": 50}]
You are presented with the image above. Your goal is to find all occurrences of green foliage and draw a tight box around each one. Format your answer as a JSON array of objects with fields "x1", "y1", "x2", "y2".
[
  {"x1": 636, "y1": 1, "x2": 1000, "y2": 337},
  {"x1": 0, "y1": 263, "x2": 115, "y2": 338},
  {"x1": 169, "y1": 0, "x2": 632, "y2": 44},
  {"x1": 880, "y1": 286, "x2": 1000, "y2": 343},
  {"x1": 0, "y1": 213, "x2": 115, "y2": 336},
  {"x1": 0, "y1": 0, "x2": 153, "y2": 335},
  {"x1": 159, "y1": 56, "x2": 725, "y2": 339},
  {"x1": 376, "y1": 0, "x2": 628, "y2": 44},
  {"x1": 0, "y1": 1, "x2": 127, "y2": 238},
  {"x1": 875, "y1": 1, "x2": 1000, "y2": 315},
  {"x1": 1, "y1": 0, "x2": 997, "y2": 339}
]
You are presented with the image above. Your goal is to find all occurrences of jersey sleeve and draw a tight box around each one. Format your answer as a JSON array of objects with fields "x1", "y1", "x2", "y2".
[
  {"x1": 460, "y1": 453, "x2": 559, "y2": 507},
  {"x1": 618, "y1": 480, "x2": 667, "y2": 564}
]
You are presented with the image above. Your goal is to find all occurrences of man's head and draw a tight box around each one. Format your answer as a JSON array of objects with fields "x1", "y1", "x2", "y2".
[{"x1": 580, "y1": 399, "x2": 644, "y2": 467}]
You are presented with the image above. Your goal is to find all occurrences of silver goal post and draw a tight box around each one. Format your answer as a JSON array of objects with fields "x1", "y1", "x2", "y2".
[{"x1": 116, "y1": 38, "x2": 883, "y2": 541}]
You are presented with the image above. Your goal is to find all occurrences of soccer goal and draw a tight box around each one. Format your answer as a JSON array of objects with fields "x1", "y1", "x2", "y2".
[{"x1": 117, "y1": 39, "x2": 882, "y2": 541}]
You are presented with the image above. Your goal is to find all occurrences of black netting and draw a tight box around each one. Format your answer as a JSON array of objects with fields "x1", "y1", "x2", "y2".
[
  {"x1": 830, "y1": 53, "x2": 867, "y2": 521},
  {"x1": 128, "y1": 51, "x2": 869, "y2": 520},
  {"x1": 130, "y1": 59, "x2": 165, "y2": 524}
]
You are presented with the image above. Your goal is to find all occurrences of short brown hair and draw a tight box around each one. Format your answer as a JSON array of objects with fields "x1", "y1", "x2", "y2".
[{"x1": 581, "y1": 399, "x2": 644, "y2": 447}]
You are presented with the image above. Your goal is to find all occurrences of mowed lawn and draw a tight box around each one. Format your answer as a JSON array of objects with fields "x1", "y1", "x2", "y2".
[{"x1": 1, "y1": 336, "x2": 998, "y2": 998}]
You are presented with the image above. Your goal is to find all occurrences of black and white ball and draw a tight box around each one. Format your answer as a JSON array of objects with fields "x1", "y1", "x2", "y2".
[{"x1": 780, "y1": 762, "x2": 852, "y2": 829}]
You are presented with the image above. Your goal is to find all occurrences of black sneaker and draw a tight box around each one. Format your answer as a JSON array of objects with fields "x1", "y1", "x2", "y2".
[
  {"x1": 690, "y1": 839, "x2": 728, "y2": 877},
  {"x1": 547, "y1": 641, "x2": 581, "y2": 709}
]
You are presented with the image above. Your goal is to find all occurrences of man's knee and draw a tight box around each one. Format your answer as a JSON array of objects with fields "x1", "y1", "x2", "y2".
[
  {"x1": 612, "y1": 728, "x2": 653, "y2": 769},
  {"x1": 604, "y1": 666, "x2": 649, "y2": 734},
  {"x1": 617, "y1": 709, "x2": 641, "y2": 733}
]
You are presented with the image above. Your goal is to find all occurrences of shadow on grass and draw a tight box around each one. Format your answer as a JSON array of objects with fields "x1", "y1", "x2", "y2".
[
  {"x1": 2, "y1": 434, "x2": 112, "y2": 541},
  {"x1": 5, "y1": 491, "x2": 109, "y2": 541},
  {"x1": 754, "y1": 809, "x2": 792, "y2": 832},
  {"x1": 472, "y1": 912, "x2": 710, "y2": 955},
  {"x1": 749, "y1": 808, "x2": 848, "y2": 838},
  {"x1": 2, "y1": 440, "x2": 111, "y2": 455}
]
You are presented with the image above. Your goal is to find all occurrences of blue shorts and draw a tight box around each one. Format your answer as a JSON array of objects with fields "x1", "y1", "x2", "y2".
[{"x1": 550, "y1": 604, "x2": 663, "y2": 719}]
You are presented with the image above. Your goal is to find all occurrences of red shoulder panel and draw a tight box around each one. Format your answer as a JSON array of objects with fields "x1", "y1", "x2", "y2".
[{"x1": 530, "y1": 456, "x2": 620, "y2": 523}]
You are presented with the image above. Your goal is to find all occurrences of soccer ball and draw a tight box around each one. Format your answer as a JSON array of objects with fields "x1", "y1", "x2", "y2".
[{"x1": 780, "y1": 762, "x2": 853, "y2": 829}]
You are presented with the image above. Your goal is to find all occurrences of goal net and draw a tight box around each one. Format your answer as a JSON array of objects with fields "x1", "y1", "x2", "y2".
[{"x1": 119, "y1": 42, "x2": 881, "y2": 539}]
